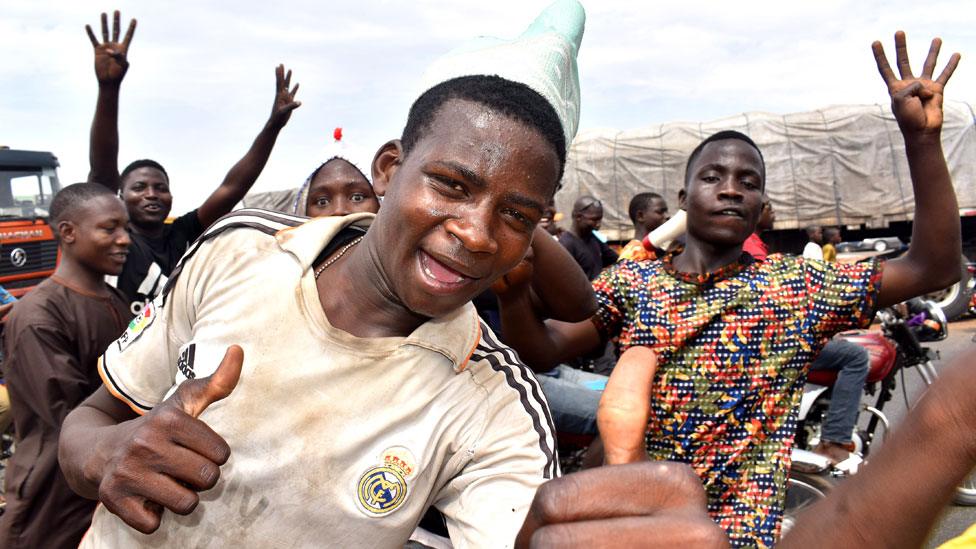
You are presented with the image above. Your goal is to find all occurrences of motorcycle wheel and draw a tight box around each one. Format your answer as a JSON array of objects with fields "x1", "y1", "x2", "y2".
[
  {"x1": 923, "y1": 255, "x2": 973, "y2": 321},
  {"x1": 782, "y1": 472, "x2": 835, "y2": 535},
  {"x1": 954, "y1": 469, "x2": 976, "y2": 506}
]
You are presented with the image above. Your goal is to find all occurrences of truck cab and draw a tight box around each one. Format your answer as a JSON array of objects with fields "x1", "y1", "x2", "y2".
[{"x1": 0, "y1": 148, "x2": 62, "y2": 297}]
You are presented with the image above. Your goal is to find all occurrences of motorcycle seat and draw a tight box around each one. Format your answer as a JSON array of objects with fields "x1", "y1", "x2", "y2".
[{"x1": 806, "y1": 331, "x2": 898, "y2": 386}]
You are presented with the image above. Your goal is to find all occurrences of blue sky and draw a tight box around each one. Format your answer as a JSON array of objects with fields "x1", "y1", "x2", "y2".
[{"x1": 3, "y1": 0, "x2": 974, "y2": 215}]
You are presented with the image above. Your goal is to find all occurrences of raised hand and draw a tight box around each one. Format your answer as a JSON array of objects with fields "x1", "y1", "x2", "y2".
[
  {"x1": 96, "y1": 346, "x2": 243, "y2": 534},
  {"x1": 872, "y1": 31, "x2": 960, "y2": 137},
  {"x1": 86, "y1": 10, "x2": 137, "y2": 86},
  {"x1": 597, "y1": 346, "x2": 656, "y2": 465},
  {"x1": 269, "y1": 64, "x2": 301, "y2": 129},
  {"x1": 516, "y1": 347, "x2": 728, "y2": 548}
]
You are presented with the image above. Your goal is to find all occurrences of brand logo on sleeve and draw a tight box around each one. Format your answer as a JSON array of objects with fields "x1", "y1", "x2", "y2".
[
  {"x1": 177, "y1": 344, "x2": 197, "y2": 380},
  {"x1": 116, "y1": 301, "x2": 156, "y2": 352},
  {"x1": 355, "y1": 446, "x2": 417, "y2": 517}
]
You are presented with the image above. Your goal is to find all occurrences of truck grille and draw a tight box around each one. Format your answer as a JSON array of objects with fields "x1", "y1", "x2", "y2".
[{"x1": 0, "y1": 240, "x2": 58, "y2": 277}]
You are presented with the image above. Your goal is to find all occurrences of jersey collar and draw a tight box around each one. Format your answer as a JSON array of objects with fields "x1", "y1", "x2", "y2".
[{"x1": 276, "y1": 214, "x2": 481, "y2": 373}]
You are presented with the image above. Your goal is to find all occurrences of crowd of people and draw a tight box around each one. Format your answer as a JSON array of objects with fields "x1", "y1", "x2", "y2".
[{"x1": 1, "y1": 2, "x2": 975, "y2": 548}]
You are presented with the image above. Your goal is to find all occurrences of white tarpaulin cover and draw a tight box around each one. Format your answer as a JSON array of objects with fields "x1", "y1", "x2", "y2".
[{"x1": 555, "y1": 100, "x2": 976, "y2": 240}]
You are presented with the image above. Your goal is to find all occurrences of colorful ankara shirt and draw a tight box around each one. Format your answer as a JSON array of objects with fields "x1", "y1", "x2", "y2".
[{"x1": 591, "y1": 251, "x2": 882, "y2": 548}]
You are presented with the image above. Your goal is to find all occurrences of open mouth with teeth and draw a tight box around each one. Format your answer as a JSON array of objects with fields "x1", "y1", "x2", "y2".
[
  {"x1": 716, "y1": 209, "x2": 744, "y2": 218},
  {"x1": 418, "y1": 251, "x2": 476, "y2": 292}
]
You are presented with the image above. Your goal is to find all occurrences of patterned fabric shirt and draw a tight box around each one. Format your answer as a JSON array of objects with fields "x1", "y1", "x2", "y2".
[
  {"x1": 618, "y1": 239, "x2": 658, "y2": 262},
  {"x1": 591, "y1": 251, "x2": 882, "y2": 548}
]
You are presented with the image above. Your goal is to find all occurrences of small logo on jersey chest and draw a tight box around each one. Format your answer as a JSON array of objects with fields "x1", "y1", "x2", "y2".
[{"x1": 356, "y1": 446, "x2": 417, "y2": 516}]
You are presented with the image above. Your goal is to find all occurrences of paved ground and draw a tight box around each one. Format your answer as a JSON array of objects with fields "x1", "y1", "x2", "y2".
[{"x1": 865, "y1": 315, "x2": 976, "y2": 547}]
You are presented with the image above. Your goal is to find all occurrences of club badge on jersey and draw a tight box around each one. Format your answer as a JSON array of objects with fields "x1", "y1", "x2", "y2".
[
  {"x1": 116, "y1": 301, "x2": 157, "y2": 352},
  {"x1": 356, "y1": 446, "x2": 417, "y2": 517}
]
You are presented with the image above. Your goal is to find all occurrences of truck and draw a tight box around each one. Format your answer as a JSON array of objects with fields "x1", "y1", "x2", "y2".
[
  {"x1": 555, "y1": 100, "x2": 976, "y2": 318},
  {"x1": 0, "y1": 148, "x2": 62, "y2": 298}
]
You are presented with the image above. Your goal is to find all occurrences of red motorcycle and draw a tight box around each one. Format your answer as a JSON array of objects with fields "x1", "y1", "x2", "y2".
[{"x1": 784, "y1": 298, "x2": 976, "y2": 532}]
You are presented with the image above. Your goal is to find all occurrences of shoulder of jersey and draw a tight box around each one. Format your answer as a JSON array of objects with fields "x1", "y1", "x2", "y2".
[{"x1": 159, "y1": 209, "x2": 308, "y2": 300}]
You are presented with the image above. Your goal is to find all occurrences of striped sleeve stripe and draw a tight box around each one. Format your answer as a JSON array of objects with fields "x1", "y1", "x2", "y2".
[
  {"x1": 472, "y1": 322, "x2": 558, "y2": 479},
  {"x1": 477, "y1": 325, "x2": 559, "y2": 476},
  {"x1": 97, "y1": 352, "x2": 153, "y2": 414},
  {"x1": 161, "y1": 209, "x2": 306, "y2": 302}
]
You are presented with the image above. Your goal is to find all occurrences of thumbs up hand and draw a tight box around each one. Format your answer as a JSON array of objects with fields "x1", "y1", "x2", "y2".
[
  {"x1": 516, "y1": 347, "x2": 729, "y2": 548},
  {"x1": 598, "y1": 346, "x2": 656, "y2": 465},
  {"x1": 96, "y1": 346, "x2": 243, "y2": 534}
]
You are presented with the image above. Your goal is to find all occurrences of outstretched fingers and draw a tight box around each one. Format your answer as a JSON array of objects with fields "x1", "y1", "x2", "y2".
[
  {"x1": 112, "y1": 10, "x2": 121, "y2": 43},
  {"x1": 289, "y1": 83, "x2": 300, "y2": 99},
  {"x1": 894, "y1": 30, "x2": 914, "y2": 79},
  {"x1": 101, "y1": 12, "x2": 109, "y2": 43},
  {"x1": 920, "y1": 38, "x2": 941, "y2": 79},
  {"x1": 275, "y1": 64, "x2": 284, "y2": 91},
  {"x1": 121, "y1": 18, "x2": 137, "y2": 50},
  {"x1": 936, "y1": 52, "x2": 961, "y2": 87},
  {"x1": 872, "y1": 41, "x2": 896, "y2": 88},
  {"x1": 85, "y1": 24, "x2": 99, "y2": 48}
]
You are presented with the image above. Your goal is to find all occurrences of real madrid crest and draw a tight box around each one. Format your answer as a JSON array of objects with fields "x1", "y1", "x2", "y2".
[{"x1": 356, "y1": 446, "x2": 417, "y2": 517}]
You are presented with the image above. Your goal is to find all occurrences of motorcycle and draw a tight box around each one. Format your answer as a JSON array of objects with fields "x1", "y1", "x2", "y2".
[{"x1": 783, "y1": 298, "x2": 976, "y2": 533}]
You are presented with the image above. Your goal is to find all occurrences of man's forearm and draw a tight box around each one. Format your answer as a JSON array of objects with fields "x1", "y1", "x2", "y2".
[
  {"x1": 59, "y1": 396, "x2": 135, "y2": 500},
  {"x1": 221, "y1": 121, "x2": 284, "y2": 195},
  {"x1": 88, "y1": 83, "x2": 122, "y2": 192},
  {"x1": 903, "y1": 133, "x2": 961, "y2": 287},
  {"x1": 529, "y1": 227, "x2": 597, "y2": 322},
  {"x1": 782, "y1": 348, "x2": 976, "y2": 548}
]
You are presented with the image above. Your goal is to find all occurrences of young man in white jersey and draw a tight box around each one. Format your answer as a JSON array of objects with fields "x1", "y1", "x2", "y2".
[{"x1": 58, "y1": 5, "x2": 730, "y2": 539}]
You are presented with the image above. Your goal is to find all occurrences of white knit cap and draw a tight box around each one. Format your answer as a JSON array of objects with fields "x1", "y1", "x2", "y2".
[{"x1": 417, "y1": 0, "x2": 585, "y2": 144}]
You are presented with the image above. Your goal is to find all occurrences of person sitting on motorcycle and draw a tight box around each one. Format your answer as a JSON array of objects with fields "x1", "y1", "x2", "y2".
[
  {"x1": 497, "y1": 32, "x2": 962, "y2": 547},
  {"x1": 808, "y1": 338, "x2": 871, "y2": 464}
]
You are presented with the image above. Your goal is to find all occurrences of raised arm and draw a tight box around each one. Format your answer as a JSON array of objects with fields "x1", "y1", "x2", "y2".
[
  {"x1": 195, "y1": 65, "x2": 301, "y2": 228},
  {"x1": 86, "y1": 11, "x2": 137, "y2": 193},
  {"x1": 527, "y1": 225, "x2": 598, "y2": 322},
  {"x1": 873, "y1": 32, "x2": 963, "y2": 307}
]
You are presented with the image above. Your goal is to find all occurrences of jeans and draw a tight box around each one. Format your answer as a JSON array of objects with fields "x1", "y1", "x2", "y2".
[
  {"x1": 810, "y1": 338, "x2": 870, "y2": 444},
  {"x1": 537, "y1": 365, "x2": 607, "y2": 435}
]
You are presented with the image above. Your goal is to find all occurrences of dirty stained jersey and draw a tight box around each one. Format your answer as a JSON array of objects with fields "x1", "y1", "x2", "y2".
[{"x1": 83, "y1": 211, "x2": 556, "y2": 548}]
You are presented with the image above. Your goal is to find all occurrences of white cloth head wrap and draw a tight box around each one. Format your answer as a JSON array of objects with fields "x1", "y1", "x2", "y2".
[{"x1": 417, "y1": 0, "x2": 585, "y2": 144}]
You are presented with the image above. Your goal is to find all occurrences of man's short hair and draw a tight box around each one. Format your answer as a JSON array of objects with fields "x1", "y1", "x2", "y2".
[
  {"x1": 684, "y1": 130, "x2": 766, "y2": 187},
  {"x1": 628, "y1": 192, "x2": 663, "y2": 224},
  {"x1": 401, "y1": 75, "x2": 567, "y2": 187},
  {"x1": 50, "y1": 182, "x2": 116, "y2": 238},
  {"x1": 572, "y1": 195, "x2": 602, "y2": 216},
  {"x1": 824, "y1": 226, "x2": 841, "y2": 238},
  {"x1": 121, "y1": 159, "x2": 169, "y2": 185}
]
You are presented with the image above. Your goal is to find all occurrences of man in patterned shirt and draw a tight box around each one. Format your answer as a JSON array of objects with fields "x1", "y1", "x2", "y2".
[{"x1": 498, "y1": 32, "x2": 962, "y2": 547}]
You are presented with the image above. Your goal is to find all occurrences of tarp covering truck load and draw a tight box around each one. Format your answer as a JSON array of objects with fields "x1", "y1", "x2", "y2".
[{"x1": 554, "y1": 99, "x2": 976, "y2": 241}]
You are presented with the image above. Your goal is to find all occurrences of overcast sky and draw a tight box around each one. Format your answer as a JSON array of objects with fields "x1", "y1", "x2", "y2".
[{"x1": 3, "y1": 0, "x2": 974, "y2": 215}]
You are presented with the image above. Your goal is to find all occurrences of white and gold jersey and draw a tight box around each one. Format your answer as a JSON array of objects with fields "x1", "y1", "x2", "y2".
[{"x1": 84, "y1": 210, "x2": 556, "y2": 548}]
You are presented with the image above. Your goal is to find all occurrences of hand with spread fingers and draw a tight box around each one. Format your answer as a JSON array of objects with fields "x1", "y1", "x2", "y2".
[
  {"x1": 268, "y1": 64, "x2": 302, "y2": 130},
  {"x1": 516, "y1": 347, "x2": 728, "y2": 548},
  {"x1": 86, "y1": 10, "x2": 137, "y2": 87},
  {"x1": 872, "y1": 31, "x2": 960, "y2": 137},
  {"x1": 91, "y1": 346, "x2": 243, "y2": 534}
]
